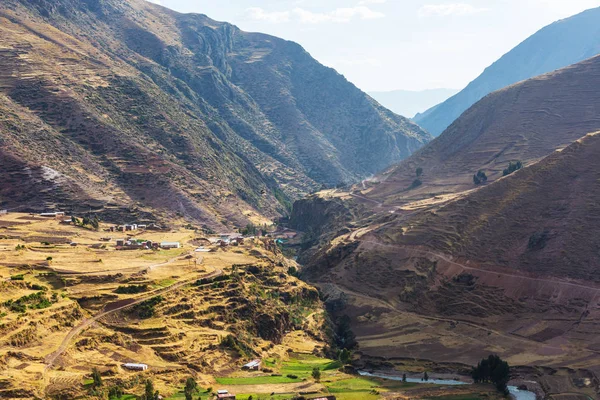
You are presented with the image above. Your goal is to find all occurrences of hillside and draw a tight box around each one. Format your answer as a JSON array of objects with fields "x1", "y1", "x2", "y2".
[
  {"x1": 368, "y1": 88, "x2": 458, "y2": 119},
  {"x1": 294, "y1": 133, "x2": 600, "y2": 399},
  {"x1": 0, "y1": 0, "x2": 429, "y2": 229},
  {"x1": 366, "y1": 53, "x2": 600, "y2": 203},
  {"x1": 414, "y1": 6, "x2": 600, "y2": 136}
]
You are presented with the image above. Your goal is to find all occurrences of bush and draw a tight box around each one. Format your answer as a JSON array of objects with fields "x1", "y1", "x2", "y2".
[
  {"x1": 132, "y1": 296, "x2": 163, "y2": 319},
  {"x1": 408, "y1": 179, "x2": 422, "y2": 190},
  {"x1": 286, "y1": 374, "x2": 298, "y2": 379},
  {"x1": 10, "y1": 274, "x2": 24, "y2": 281},
  {"x1": 503, "y1": 161, "x2": 523, "y2": 176},
  {"x1": 46, "y1": 257, "x2": 53, "y2": 261},
  {"x1": 473, "y1": 170, "x2": 488, "y2": 185},
  {"x1": 115, "y1": 284, "x2": 148, "y2": 294}
]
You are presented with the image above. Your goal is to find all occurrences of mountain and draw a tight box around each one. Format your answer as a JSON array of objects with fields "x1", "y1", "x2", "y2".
[
  {"x1": 291, "y1": 54, "x2": 600, "y2": 389},
  {"x1": 0, "y1": 0, "x2": 429, "y2": 229},
  {"x1": 367, "y1": 53, "x2": 600, "y2": 202},
  {"x1": 368, "y1": 88, "x2": 458, "y2": 119},
  {"x1": 414, "y1": 6, "x2": 600, "y2": 136}
]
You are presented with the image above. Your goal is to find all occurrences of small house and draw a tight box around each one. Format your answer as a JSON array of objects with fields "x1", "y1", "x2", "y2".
[
  {"x1": 0, "y1": 210, "x2": 7, "y2": 215},
  {"x1": 116, "y1": 239, "x2": 125, "y2": 247},
  {"x1": 122, "y1": 363, "x2": 148, "y2": 371},
  {"x1": 216, "y1": 390, "x2": 235, "y2": 400},
  {"x1": 242, "y1": 359, "x2": 261, "y2": 371},
  {"x1": 70, "y1": 242, "x2": 78, "y2": 247},
  {"x1": 160, "y1": 242, "x2": 181, "y2": 249},
  {"x1": 138, "y1": 224, "x2": 147, "y2": 229}
]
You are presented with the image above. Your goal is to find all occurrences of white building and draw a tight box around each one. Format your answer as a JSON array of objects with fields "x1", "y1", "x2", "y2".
[
  {"x1": 122, "y1": 363, "x2": 148, "y2": 371},
  {"x1": 160, "y1": 242, "x2": 181, "y2": 249}
]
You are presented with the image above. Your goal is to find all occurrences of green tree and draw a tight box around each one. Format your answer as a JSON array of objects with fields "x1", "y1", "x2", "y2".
[
  {"x1": 312, "y1": 367, "x2": 321, "y2": 382},
  {"x1": 503, "y1": 161, "x2": 523, "y2": 176},
  {"x1": 339, "y1": 348, "x2": 352, "y2": 364},
  {"x1": 184, "y1": 377, "x2": 198, "y2": 400},
  {"x1": 142, "y1": 379, "x2": 159, "y2": 400},
  {"x1": 423, "y1": 371, "x2": 429, "y2": 381},
  {"x1": 473, "y1": 170, "x2": 488, "y2": 185},
  {"x1": 416, "y1": 167, "x2": 423, "y2": 177},
  {"x1": 91, "y1": 367, "x2": 103, "y2": 387},
  {"x1": 402, "y1": 373, "x2": 407, "y2": 383},
  {"x1": 471, "y1": 355, "x2": 510, "y2": 395}
]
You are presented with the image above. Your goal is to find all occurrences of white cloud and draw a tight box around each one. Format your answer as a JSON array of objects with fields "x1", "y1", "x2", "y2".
[
  {"x1": 245, "y1": 7, "x2": 291, "y2": 23},
  {"x1": 293, "y1": 6, "x2": 385, "y2": 24},
  {"x1": 418, "y1": 3, "x2": 489, "y2": 17},
  {"x1": 359, "y1": 0, "x2": 387, "y2": 4}
]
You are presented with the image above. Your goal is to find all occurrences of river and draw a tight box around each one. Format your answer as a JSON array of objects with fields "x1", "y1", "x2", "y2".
[{"x1": 358, "y1": 371, "x2": 537, "y2": 400}]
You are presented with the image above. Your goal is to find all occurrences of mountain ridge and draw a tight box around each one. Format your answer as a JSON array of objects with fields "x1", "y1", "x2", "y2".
[
  {"x1": 0, "y1": 0, "x2": 430, "y2": 228},
  {"x1": 415, "y1": 6, "x2": 600, "y2": 136}
]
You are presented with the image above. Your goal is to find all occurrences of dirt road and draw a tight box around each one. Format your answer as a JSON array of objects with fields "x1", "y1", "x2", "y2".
[{"x1": 43, "y1": 268, "x2": 223, "y2": 372}]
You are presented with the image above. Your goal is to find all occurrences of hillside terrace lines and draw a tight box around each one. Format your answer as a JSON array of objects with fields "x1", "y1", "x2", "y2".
[
  {"x1": 357, "y1": 240, "x2": 600, "y2": 298},
  {"x1": 43, "y1": 268, "x2": 223, "y2": 372}
]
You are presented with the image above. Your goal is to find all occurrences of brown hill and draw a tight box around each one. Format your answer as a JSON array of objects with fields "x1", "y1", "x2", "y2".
[
  {"x1": 365, "y1": 54, "x2": 600, "y2": 204},
  {"x1": 292, "y1": 55, "x2": 600, "y2": 396},
  {"x1": 297, "y1": 133, "x2": 600, "y2": 393},
  {"x1": 0, "y1": 0, "x2": 429, "y2": 228}
]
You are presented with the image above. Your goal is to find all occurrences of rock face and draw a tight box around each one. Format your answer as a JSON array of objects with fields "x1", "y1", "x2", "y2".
[
  {"x1": 0, "y1": 0, "x2": 429, "y2": 227},
  {"x1": 414, "y1": 6, "x2": 600, "y2": 136}
]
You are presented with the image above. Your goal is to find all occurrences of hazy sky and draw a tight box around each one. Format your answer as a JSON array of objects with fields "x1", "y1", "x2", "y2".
[{"x1": 148, "y1": 0, "x2": 600, "y2": 92}]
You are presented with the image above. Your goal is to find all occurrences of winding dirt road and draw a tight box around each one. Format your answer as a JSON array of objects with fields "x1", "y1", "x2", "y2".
[{"x1": 44, "y1": 268, "x2": 223, "y2": 373}]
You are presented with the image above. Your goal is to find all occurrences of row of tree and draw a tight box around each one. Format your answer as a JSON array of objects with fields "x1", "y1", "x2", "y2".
[
  {"x1": 91, "y1": 368, "x2": 200, "y2": 400},
  {"x1": 471, "y1": 354, "x2": 510, "y2": 395}
]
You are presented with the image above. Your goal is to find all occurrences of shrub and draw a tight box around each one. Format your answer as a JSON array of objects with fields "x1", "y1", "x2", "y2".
[
  {"x1": 408, "y1": 179, "x2": 422, "y2": 190},
  {"x1": 473, "y1": 170, "x2": 488, "y2": 185},
  {"x1": 46, "y1": 257, "x2": 53, "y2": 261},
  {"x1": 503, "y1": 161, "x2": 523, "y2": 176},
  {"x1": 286, "y1": 374, "x2": 298, "y2": 379}
]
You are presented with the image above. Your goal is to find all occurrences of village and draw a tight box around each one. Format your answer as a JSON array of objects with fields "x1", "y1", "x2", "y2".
[{"x1": 0, "y1": 210, "x2": 512, "y2": 400}]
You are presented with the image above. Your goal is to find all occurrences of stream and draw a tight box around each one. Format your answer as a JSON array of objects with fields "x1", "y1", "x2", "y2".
[{"x1": 358, "y1": 371, "x2": 537, "y2": 400}]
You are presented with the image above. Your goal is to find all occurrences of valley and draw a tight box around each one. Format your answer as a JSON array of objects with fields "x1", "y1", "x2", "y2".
[
  {"x1": 0, "y1": 212, "x2": 511, "y2": 400},
  {"x1": 2, "y1": 0, "x2": 600, "y2": 399},
  {"x1": 292, "y1": 65, "x2": 600, "y2": 398}
]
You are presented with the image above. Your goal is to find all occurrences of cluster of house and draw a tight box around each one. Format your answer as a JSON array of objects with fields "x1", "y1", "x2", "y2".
[
  {"x1": 208, "y1": 234, "x2": 246, "y2": 247},
  {"x1": 0, "y1": 210, "x2": 7, "y2": 215},
  {"x1": 115, "y1": 239, "x2": 181, "y2": 250},
  {"x1": 108, "y1": 223, "x2": 161, "y2": 232}
]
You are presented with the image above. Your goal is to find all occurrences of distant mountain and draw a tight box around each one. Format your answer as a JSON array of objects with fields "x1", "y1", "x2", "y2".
[
  {"x1": 414, "y1": 7, "x2": 600, "y2": 136},
  {"x1": 369, "y1": 54, "x2": 600, "y2": 201},
  {"x1": 368, "y1": 88, "x2": 458, "y2": 119},
  {"x1": 0, "y1": 0, "x2": 429, "y2": 228}
]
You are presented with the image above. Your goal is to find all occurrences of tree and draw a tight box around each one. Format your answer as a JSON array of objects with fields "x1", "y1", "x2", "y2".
[
  {"x1": 503, "y1": 161, "x2": 523, "y2": 176},
  {"x1": 184, "y1": 377, "x2": 198, "y2": 400},
  {"x1": 91, "y1": 367, "x2": 102, "y2": 388},
  {"x1": 142, "y1": 379, "x2": 160, "y2": 400},
  {"x1": 471, "y1": 355, "x2": 510, "y2": 395},
  {"x1": 416, "y1": 167, "x2": 423, "y2": 177},
  {"x1": 423, "y1": 371, "x2": 429, "y2": 381},
  {"x1": 402, "y1": 373, "x2": 407, "y2": 383},
  {"x1": 339, "y1": 348, "x2": 352, "y2": 365},
  {"x1": 312, "y1": 367, "x2": 321, "y2": 382},
  {"x1": 108, "y1": 386, "x2": 123, "y2": 399},
  {"x1": 473, "y1": 170, "x2": 488, "y2": 185}
]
